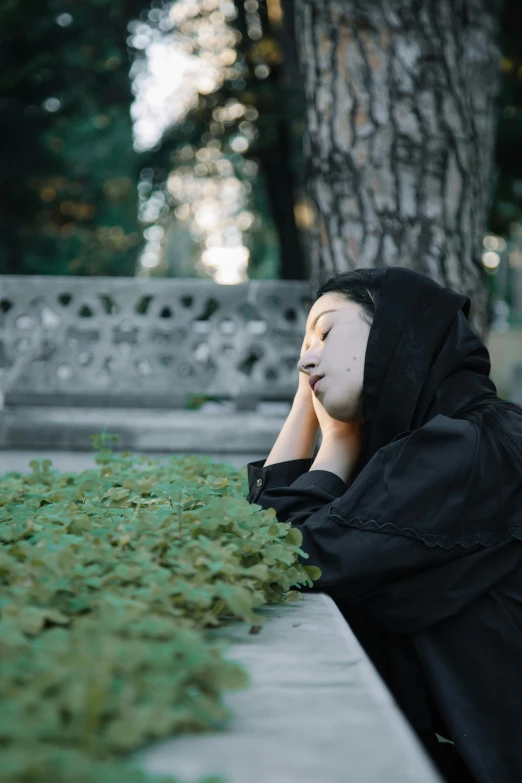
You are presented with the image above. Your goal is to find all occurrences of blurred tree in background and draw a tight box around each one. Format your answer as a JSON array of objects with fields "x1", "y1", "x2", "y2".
[
  {"x1": 0, "y1": 0, "x2": 309, "y2": 281},
  {"x1": 0, "y1": 0, "x2": 146, "y2": 276},
  {"x1": 0, "y1": 0, "x2": 521, "y2": 294},
  {"x1": 292, "y1": 0, "x2": 502, "y2": 337},
  {"x1": 128, "y1": 0, "x2": 308, "y2": 282},
  {"x1": 492, "y1": 0, "x2": 522, "y2": 238}
]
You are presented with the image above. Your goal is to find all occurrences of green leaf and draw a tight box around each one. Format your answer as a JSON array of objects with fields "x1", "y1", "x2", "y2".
[
  {"x1": 18, "y1": 606, "x2": 46, "y2": 636},
  {"x1": 216, "y1": 661, "x2": 251, "y2": 690},
  {"x1": 284, "y1": 528, "x2": 303, "y2": 547},
  {"x1": 303, "y1": 565, "x2": 322, "y2": 581},
  {"x1": 0, "y1": 619, "x2": 31, "y2": 650},
  {"x1": 244, "y1": 563, "x2": 269, "y2": 581},
  {"x1": 215, "y1": 584, "x2": 255, "y2": 620}
]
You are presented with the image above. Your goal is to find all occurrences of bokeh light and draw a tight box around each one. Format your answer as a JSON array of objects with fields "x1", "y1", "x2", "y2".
[
  {"x1": 129, "y1": 0, "x2": 266, "y2": 284},
  {"x1": 482, "y1": 250, "x2": 501, "y2": 269}
]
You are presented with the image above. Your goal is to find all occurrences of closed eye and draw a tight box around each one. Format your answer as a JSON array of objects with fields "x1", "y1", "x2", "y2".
[{"x1": 320, "y1": 329, "x2": 330, "y2": 341}]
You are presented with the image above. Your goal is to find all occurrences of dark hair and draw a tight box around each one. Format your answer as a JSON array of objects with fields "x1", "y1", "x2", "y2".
[
  {"x1": 314, "y1": 269, "x2": 522, "y2": 474},
  {"x1": 314, "y1": 268, "x2": 384, "y2": 328}
]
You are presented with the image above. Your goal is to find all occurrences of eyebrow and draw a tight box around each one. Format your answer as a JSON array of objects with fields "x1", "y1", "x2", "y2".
[{"x1": 308, "y1": 309, "x2": 338, "y2": 334}]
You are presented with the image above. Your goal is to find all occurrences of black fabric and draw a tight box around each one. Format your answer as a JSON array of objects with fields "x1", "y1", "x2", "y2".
[
  {"x1": 356, "y1": 267, "x2": 497, "y2": 479},
  {"x1": 245, "y1": 268, "x2": 522, "y2": 783},
  {"x1": 338, "y1": 267, "x2": 521, "y2": 548},
  {"x1": 416, "y1": 731, "x2": 477, "y2": 783},
  {"x1": 248, "y1": 415, "x2": 522, "y2": 632}
]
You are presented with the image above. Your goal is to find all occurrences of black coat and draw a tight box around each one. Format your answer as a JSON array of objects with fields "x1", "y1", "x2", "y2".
[{"x1": 246, "y1": 268, "x2": 522, "y2": 783}]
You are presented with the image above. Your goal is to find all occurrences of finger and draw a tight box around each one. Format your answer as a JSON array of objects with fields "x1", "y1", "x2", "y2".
[{"x1": 300, "y1": 335, "x2": 309, "y2": 358}]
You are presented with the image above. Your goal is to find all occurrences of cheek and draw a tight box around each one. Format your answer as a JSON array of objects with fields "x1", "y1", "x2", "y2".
[{"x1": 346, "y1": 358, "x2": 364, "y2": 386}]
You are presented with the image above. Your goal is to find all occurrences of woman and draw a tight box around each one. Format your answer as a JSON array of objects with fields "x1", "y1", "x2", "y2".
[{"x1": 246, "y1": 267, "x2": 522, "y2": 783}]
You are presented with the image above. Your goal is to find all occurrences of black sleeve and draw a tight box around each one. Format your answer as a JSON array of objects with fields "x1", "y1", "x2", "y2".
[
  {"x1": 246, "y1": 458, "x2": 347, "y2": 508},
  {"x1": 246, "y1": 416, "x2": 500, "y2": 632}
]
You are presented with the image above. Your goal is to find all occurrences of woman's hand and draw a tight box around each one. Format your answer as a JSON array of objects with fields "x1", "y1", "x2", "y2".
[
  {"x1": 311, "y1": 392, "x2": 358, "y2": 438},
  {"x1": 294, "y1": 334, "x2": 317, "y2": 415},
  {"x1": 312, "y1": 388, "x2": 363, "y2": 465}
]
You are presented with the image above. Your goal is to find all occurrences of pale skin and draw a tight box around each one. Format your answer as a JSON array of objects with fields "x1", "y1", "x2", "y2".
[{"x1": 264, "y1": 293, "x2": 371, "y2": 483}]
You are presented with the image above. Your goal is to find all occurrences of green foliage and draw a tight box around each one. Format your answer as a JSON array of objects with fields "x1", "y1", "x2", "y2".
[
  {"x1": 0, "y1": 433, "x2": 318, "y2": 782},
  {"x1": 0, "y1": 0, "x2": 144, "y2": 276}
]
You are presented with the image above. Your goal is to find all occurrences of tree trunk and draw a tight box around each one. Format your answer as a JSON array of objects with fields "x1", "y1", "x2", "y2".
[{"x1": 291, "y1": 0, "x2": 501, "y2": 336}]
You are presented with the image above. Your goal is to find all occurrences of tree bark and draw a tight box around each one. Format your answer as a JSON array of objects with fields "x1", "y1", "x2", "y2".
[{"x1": 291, "y1": 0, "x2": 501, "y2": 336}]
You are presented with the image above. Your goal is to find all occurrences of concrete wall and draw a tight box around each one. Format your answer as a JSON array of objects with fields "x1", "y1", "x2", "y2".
[{"x1": 136, "y1": 593, "x2": 443, "y2": 783}]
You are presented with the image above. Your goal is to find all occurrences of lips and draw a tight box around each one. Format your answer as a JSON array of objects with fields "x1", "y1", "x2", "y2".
[{"x1": 309, "y1": 374, "x2": 324, "y2": 393}]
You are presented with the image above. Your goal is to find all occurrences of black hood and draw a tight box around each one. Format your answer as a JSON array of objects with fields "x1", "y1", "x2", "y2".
[{"x1": 354, "y1": 267, "x2": 497, "y2": 478}]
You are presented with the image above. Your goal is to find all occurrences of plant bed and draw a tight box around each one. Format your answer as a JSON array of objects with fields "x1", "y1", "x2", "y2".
[{"x1": 0, "y1": 434, "x2": 318, "y2": 783}]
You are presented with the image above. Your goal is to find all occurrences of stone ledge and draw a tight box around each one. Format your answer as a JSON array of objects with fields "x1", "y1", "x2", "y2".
[
  {"x1": 0, "y1": 405, "x2": 291, "y2": 453},
  {"x1": 136, "y1": 593, "x2": 442, "y2": 783},
  {"x1": 0, "y1": 450, "x2": 262, "y2": 475}
]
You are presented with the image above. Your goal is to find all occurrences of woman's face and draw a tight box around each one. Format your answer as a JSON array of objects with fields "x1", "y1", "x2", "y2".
[{"x1": 297, "y1": 292, "x2": 371, "y2": 423}]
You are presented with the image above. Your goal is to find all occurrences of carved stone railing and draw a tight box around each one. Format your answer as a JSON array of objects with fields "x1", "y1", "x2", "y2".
[
  {"x1": 0, "y1": 276, "x2": 315, "y2": 454},
  {"x1": 0, "y1": 276, "x2": 313, "y2": 410}
]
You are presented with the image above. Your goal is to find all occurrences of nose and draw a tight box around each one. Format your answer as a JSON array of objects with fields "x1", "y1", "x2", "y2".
[{"x1": 297, "y1": 357, "x2": 316, "y2": 376}]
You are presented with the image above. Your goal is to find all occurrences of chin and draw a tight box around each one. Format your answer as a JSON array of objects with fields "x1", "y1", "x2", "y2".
[
  {"x1": 328, "y1": 391, "x2": 362, "y2": 423},
  {"x1": 326, "y1": 403, "x2": 355, "y2": 423}
]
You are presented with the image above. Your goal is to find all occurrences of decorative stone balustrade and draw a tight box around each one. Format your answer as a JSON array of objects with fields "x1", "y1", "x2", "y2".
[
  {"x1": 0, "y1": 276, "x2": 315, "y2": 453},
  {"x1": 0, "y1": 276, "x2": 312, "y2": 410}
]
